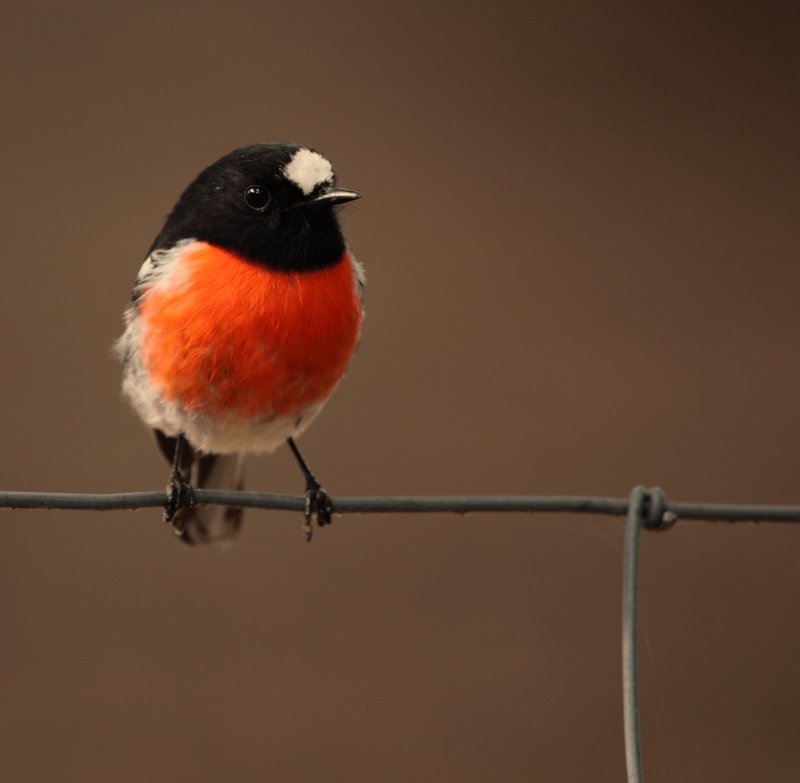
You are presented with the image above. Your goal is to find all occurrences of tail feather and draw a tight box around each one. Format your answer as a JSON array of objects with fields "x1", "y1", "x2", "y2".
[{"x1": 155, "y1": 430, "x2": 246, "y2": 545}]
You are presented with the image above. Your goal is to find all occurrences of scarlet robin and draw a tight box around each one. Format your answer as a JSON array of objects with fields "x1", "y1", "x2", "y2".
[{"x1": 116, "y1": 143, "x2": 363, "y2": 543}]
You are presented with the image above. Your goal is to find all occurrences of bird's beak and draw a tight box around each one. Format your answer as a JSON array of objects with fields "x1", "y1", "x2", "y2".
[
  {"x1": 306, "y1": 186, "x2": 361, "y2": 206},
  {"x1": 284, "y1": 186, "x2": 361, "y2": 213}
]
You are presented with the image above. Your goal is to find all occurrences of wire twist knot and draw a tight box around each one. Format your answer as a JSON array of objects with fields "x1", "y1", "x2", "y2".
[{"x1": 640, "y1": 486, "x2": 676, "y2": 530}]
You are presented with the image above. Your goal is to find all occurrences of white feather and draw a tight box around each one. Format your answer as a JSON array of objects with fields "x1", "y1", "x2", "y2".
[{"x1": 282, "y1": 148, "x2": 334, "y2": 195}]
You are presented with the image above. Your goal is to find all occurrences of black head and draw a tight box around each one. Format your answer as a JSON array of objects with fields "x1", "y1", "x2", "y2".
[{"x1": 149, "y1": 143, "x2": 360, "y2": 272}]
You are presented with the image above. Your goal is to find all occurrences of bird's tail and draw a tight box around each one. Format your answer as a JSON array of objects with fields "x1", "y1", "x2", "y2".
[{"x1": 155, "y1": 430, "x2": 246, "y2": 545}]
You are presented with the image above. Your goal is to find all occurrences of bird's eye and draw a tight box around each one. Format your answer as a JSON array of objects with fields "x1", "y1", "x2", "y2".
[{"x1": 243, "y1": 186, "x2": 271, "y2": 211}]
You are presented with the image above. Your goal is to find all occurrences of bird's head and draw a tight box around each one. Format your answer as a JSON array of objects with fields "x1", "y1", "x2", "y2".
[{"x1": 153, "y1": 143, "x2": 360, "y2": 271}]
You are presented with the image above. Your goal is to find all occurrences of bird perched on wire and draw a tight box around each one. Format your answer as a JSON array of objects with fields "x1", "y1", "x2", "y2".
[{"x1": 116, "y1": 143, "x2": 364, "y2": 544}]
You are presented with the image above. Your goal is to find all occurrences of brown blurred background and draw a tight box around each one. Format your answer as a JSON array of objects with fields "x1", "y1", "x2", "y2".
[{"x1": 1, "y1": 2, "x2": 798, "y2": 781}]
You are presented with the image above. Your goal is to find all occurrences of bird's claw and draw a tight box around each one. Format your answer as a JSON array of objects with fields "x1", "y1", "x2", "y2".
[
  {"x1": 303, "y1": 482, "x2": 333, "y2": 542},
  {"x1": 164, "y1": 474, "x2": 194, "y2": 533}
]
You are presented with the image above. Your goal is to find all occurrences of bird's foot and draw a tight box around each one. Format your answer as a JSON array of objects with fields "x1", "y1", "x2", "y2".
[
  {"x1": 164, "y1": 473, "x2": 195, "y2": 534},
  {"x1": 303, "y1": 481, "x2": 333, "y2": 542}
]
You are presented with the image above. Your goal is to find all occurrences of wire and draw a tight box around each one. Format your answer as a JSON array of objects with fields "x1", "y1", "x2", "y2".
[
  {"x1": 623, "y1": 487, "x2": 646, "y2": 783},
  {"x1": 1, "y1": 489, "x2": 800, "y2": 521}
]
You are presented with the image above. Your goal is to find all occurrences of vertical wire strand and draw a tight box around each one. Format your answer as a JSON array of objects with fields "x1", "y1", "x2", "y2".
[{"x1": 623, "y1": 486, "x2": 646, "y2": 783}]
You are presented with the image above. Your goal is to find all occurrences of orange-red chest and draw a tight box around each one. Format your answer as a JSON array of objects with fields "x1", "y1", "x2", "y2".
[{"x1": 138, "y1": 242, "x2": 362, "y2": 419}]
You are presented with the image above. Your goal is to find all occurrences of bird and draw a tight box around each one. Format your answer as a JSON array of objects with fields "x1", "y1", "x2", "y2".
[{"x1": 116, "y1": 143, "x2": 364, "y2": 544}]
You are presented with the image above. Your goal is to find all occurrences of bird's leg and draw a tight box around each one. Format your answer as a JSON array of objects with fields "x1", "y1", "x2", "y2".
[
  {"x1": 164, "y1": 432, "x2": 194, "y2": 531},
  {"x1": 287, "y1": 437, "x2": 333, "y2": 541}
]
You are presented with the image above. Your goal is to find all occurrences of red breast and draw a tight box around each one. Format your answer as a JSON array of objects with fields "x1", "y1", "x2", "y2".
[{"x1": 138, "y1": 241, "x2": 362, "y2": 419}]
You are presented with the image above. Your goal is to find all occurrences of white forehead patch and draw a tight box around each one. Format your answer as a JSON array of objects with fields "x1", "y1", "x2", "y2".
[{"x1": 282, "y1": 148, "x2": 334, "y2": 196}]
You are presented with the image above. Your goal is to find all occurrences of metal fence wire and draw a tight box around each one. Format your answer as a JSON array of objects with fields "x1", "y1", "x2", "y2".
[{"x1": 2, "y1": 485, "x2": 800, "y2": 782}]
